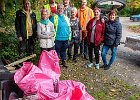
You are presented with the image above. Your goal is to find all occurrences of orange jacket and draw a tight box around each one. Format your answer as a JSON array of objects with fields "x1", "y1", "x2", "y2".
[{"x1": 77, "y1": 7, "x2": 94, "y2": 31}]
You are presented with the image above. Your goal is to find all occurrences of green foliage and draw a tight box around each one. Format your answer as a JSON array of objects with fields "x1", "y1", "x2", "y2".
[{"x1": 0, "y1": 31, "x2": 19, "y2": 61}]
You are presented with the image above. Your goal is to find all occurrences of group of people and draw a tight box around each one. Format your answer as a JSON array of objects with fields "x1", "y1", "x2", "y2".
[{"x1": 15, "y1": 0, "x2": 122, "y2": 70}]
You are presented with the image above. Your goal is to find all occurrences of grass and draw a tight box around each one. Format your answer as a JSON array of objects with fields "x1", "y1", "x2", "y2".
[
  {"x1": 129, "y1": 25, "x2": 140, "y2": 34},
  {"x1": 60, "y1": 56, "x2": 140, "y2": 100}
]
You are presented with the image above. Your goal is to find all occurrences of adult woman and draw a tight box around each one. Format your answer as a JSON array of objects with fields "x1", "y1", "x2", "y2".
[
  {"x1": 86, "y1": 8, "x2": 105, "y2": 69},
  {"x1": 101, "y1": 10, "x2": 122, "y2": 70},
  {"x1": 37, "y1": 9, "x2": 55, "y2": 52}
]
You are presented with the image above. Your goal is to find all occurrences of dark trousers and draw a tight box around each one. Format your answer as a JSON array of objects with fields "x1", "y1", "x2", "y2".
[
  {"x1": 68, "y1": 39, "x2": 79, "y2": 60},
  {"x1": 80, "y1": 39, "x2": 88, "y2": 57},
  {"x1": 88, "y1": 43, "x2": 100, "y2": 64},
  {"x1": 55, "y1": 40, "x2": 68, "y2": 60},
  {"x1": 19, "y1": 36, "x2": 35, "y2": 58}
]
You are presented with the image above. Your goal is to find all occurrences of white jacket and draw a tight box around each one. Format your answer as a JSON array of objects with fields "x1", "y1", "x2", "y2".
[{"x1": 37, "y1": 21, "x2": 55, "y2": 48}]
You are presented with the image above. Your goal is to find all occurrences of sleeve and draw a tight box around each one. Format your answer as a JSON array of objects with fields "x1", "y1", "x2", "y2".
[
  {"x1": 15, "y1": 11, "x2": 21, "y2": 38},
  {"x1": 37, "y1": 23, "x2": 48, "y2": 39},
  {"x1": 114, "y1": 22, "x2": 122, "y2": 46},
  {"x1": 90, "y1": 9, "x2": 94, "y2": 20},
  {"x1": 49, "y1": 16, "x2": 54, "y2": 24},
  {"x1": 49, "y1": 23, "x2": 55, "y2": 37},
  {"x1": 33, "y1": 13, "x2": 37, "y2": 39},
  {"x1": 101, "y1": 22, "x2": 105, "y2": 42}
]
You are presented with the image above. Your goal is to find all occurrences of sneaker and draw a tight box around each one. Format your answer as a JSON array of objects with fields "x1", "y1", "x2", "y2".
[
  {"x1": 95, "y1": 64, "x2": 100, "y2": 69},
  {"x1": 87, "y1": 63, "x2": 93, "y2": 68}
]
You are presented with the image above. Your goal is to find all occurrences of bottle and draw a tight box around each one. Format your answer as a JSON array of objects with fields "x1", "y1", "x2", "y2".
[{"x1": 53, "y1": 79, "x2": 59, "y2": 93}]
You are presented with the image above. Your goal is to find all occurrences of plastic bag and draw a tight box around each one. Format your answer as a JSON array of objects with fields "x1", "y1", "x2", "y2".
[{"x1": 14, "y1": 50, "x2": 94, "y2": 100}]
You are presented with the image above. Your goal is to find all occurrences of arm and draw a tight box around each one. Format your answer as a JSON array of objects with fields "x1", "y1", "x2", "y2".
[
  {"x1": 15, "y1": 11, "x2": 21, "y2": 38},
  {"x1": 101, "y1": 22, "x2": 105, "y2": 42},
  {"x1": 114, "y1": 22, "x2": 122, "y2": 46},
  {"x1": 79, "y1": 21, "x2": 82, "y2": 41},
  {"x1": 37, "y1": 23, "x2": 49, "y2": 39}
]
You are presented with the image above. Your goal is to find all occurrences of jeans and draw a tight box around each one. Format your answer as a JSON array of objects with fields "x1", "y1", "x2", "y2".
[
  {"x1": 88, "y1": 43, "x2": 100, "y2": 64},
  {"x1": 68, "y1": 39, "x2": 79, "y2": 60},
  {"x1": 55, "y1": 40, "x2": 68, "y2": 60},
  {"x1": 101, "y1": 45, "x2": 117, "y2": 66},
  {"x1": 80, "y1": 39, "x2": 88, "y2": 57}
]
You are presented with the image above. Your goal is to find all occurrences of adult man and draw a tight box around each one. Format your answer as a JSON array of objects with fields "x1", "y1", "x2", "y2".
[
  {"x1": 63, "y1": 0, "x2": 71, "y2": 18},
  {"x1": 50, "y1": 4, "x2": 71, "y2": 68},
  {"x1": 15, "y1": 0, "x2": 37, "y2": 58},
  {"x1": 77, "y1": 0, "x2": 94, "y2": 59},
  {"x1": 44, "y1": 0, "x2": 57, "y2": 16}
]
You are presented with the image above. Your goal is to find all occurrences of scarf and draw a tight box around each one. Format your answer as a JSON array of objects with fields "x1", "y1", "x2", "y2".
[{"x1": 40, "y1": 19, "x2": 50, "y2": 25}]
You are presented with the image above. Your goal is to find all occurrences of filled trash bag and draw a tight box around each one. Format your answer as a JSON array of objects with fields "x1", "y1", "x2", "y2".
[{"x1": 14, "y1": 50, "x2": 94, "y2": 100}]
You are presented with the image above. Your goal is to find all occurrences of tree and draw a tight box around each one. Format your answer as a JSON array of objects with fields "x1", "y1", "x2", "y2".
[{"x1": 0, "y1": 0, "x2": 5, "y2": 16}]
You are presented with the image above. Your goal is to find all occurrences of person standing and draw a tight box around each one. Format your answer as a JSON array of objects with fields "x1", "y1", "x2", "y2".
[
  {"x1": 86, "y1": 8, "x2": 105, "y2": 69},
  {"x1": 68, "y1": 7, "x2": 82, "y2": 62},
  {"x1": 44, "y1": 0, "x2": 57, "y2": 16},
  {"x1": 15, "y1": 0, "x2": 37, "y2": 58},
  {"x1": 37, "y1": 9, "x2": 55, "y2": 52},
  {"x1": 63, "y1": 0, "x2": 71, "y2": 18},
  {"x1": 101, "y1": 10, "x2": 122, "y2": 70},
  {"x1": 50, "y1": 4, "x2": 71, "y2": 68},
  {"x1": 77, "y1": 0, "x2": 94, "y2": 60}
]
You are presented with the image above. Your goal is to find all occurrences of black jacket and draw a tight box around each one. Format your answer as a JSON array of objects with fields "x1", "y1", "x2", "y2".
[
  {"x1": 104, "y1": 20, "x2": 122, "y2": 46},
  {"x1": 15, "y1": 9, "x2": 37, "y2": 39}
]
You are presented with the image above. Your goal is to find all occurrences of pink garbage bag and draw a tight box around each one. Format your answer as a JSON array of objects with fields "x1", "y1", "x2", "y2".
[
  {"x1": 14, "y1": 62, "x2": 53, "y2": 95},
  {"x1": 38, "y1": 80, "x2": 94, "y2": 100},
  {"x1": 38, "y1": 50, "x2": 60, "y2": 80},
  {"x1": 14, "y1": 50, "x2": 94, "y2": 100}
]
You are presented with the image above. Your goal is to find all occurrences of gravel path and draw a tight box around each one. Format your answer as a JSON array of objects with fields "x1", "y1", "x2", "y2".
[{"x1": 107, "y1": 17, "x2": 140, "y2": 87}]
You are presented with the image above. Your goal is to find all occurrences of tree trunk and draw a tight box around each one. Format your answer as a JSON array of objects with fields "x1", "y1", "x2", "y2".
[{"x1": 0, "y1": 0, "x2": 5, "y2": 15}]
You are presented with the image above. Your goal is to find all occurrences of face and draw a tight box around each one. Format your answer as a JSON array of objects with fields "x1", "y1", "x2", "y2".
[
  {"x1": 81, "y1": 0, "x2": 87, "y2": 8},
  {"x1": 24, "y1": 1, "x2": 31, "y2": 11},
  {"x1": 42, "y1": 11, "x2": 49, "y2": 20},
  {"x1": 63, "y1": 0, "x2": 69, "y2": 7},
  {"x1": 57, "y1": 5, "x2": 64, "y2": 15},
  {"x1": 71, "y1": 10, "x2": 77, "y2": 18},
  {"x1": 109, "y1": 13, "x2": 116, "y2": 21},
  {"x1": 94, "y1": 9, "x2": 101, "y2": 19}
]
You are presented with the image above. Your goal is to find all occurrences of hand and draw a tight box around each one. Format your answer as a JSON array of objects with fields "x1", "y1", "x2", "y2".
[
  {"x1": 82, "y1": 30, "x2": 88, "y2": 39},
  {"x1": 18, "y1": 37, "x2": 23, "y2": 41}
]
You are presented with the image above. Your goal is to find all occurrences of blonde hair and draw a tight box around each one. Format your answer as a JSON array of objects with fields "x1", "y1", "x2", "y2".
[
  {"x1": 71, "y1": 7, "x2": 77, "y2": 13},
  {"x1": 41, "y1": 9, "x2": 50, "y2": 15}
]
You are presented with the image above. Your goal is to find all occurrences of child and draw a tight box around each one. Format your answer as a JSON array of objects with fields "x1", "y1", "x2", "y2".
[
  {"x1": 68, "y1": 7, "x2": 82, "y2": 62},
  {"x1": 37, "y1": 9, "x2": 55, "y2": 52}
]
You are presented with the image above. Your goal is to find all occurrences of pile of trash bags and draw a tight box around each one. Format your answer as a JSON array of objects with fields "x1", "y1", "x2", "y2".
[{"x1": 14, "y1": 50, "x2": 94, "y2": 100}]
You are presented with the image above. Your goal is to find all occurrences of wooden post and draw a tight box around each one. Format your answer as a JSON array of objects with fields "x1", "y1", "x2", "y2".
[{"x1": 4, "y1": 54, "x2": 36, "y2": 68}]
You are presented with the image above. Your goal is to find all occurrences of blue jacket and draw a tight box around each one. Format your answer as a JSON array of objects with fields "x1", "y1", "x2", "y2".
[
  {"x1": 104, "y1": 20, "x2": 122, "y2": 46},
  {"x1": 50, "y1": 14, "x2": 71, "y2": 41}
]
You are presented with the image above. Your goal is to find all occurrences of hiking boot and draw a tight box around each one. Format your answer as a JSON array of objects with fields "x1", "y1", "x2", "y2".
[
  {"x1": 62, "y1": 60, "x2": 68, "y2": 68},
  {"x1": 95, "y1": 64, "x2": 100, "y2": 69},
  {"x1": 73, "y1": 59, "x2": 77, "y2": 63},
  {"x1": 87, "y1": 63, "x2": 93, "y2": 68},
  {"x1": 84, "y1": 55, "x2": 88, "y2": 60},
  {"x1": 104, "y1": 65, "x2": 110, "y2": 70}
]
